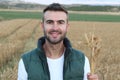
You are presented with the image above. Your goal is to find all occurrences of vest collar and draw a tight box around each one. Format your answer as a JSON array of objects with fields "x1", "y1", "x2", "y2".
[
  {"x1": 37, "y1": 37, "x2": 72, "y2": 61},
  {"x1": 37, "y1": 37, "x2": 72, "y2": 50}
]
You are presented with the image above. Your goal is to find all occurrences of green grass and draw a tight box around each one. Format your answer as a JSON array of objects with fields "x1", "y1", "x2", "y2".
[
  {"x1": 0, "y1": 11, "x2": 42, "y2": 20},
  {"x1": 69, "y1": 13, "x2": 120, "y2": 22},
  {"x1": 0, "y1": 11, "x2": 120, "y2": 22}
]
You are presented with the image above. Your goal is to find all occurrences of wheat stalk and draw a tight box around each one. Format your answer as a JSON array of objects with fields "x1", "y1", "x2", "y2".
[{"x1": 85, "y1": 32, "x2": 101, "y2": 74}]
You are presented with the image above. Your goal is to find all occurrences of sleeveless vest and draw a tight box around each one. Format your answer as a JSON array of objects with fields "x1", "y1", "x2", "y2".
[{"x1": 22, "y1": 37, "x2": 85, "y2": 80}]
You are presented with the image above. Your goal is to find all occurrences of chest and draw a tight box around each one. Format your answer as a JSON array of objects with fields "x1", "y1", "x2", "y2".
[{"x1": 27, "y1": 59, "x2": 84, "y2": 80}]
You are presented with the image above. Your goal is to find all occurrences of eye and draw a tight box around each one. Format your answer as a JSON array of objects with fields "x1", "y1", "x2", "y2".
[
  {"x1": 58, "y1": 20, "x2": 65, "y2": 24},
  {"x1": 46, "y1": 20, "x2": 53, "y2": 24}
]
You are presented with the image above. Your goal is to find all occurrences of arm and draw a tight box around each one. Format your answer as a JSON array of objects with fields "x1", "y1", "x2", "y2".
[
  {"x1": 17, "y1": 59, "x2": 28, "y2": 80},
  {"x1": 87, "y1": 73, "x2": 99, "y2": 80},
  {"x1": 84, "y1": 56, "x2": 99, "y2": 80},
  {"x1": 83, "y1": 56, "x2": 90, "y2": 80}
]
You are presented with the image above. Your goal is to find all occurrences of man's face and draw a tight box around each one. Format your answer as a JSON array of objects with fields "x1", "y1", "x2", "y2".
[{"x1": 41, "y1": 11, "x2": 69, "y2": 44}]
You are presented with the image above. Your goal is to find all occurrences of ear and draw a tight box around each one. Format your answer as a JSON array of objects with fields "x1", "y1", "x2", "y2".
[
  {"x1": 41, "y1": 21, "x2": 44, "y2": 30},
  {"x1": 66, "y1": 23, "x2": 69, "y2": 31}
]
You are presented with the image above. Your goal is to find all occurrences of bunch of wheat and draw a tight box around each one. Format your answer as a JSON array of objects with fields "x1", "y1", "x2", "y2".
[{"x1": 85, "y1": 32, "x2": 101, "y2": 74}]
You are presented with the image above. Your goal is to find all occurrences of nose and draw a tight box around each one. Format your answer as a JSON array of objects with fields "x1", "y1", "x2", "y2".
[{"x1": 52, "y1": 22, "x2": 59, "y2": 30}]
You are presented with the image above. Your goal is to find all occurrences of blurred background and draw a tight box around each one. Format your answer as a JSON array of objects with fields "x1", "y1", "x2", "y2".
[{"x1": 0, "y1": 0, "x2": 120, "y2": 80}]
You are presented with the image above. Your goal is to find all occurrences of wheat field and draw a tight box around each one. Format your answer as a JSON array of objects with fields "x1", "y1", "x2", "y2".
[{"x1": 0, "y1": 19, "x2": 120, "y2": 80}]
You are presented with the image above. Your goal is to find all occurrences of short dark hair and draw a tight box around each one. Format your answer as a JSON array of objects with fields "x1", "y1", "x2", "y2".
[{"x1": 43, "y1": 3, "x2": 68, "y2": 14}]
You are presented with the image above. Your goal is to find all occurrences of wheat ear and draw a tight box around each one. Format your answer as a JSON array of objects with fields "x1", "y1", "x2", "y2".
[{"x1": 85, "y1": 32, "x2": 101, "y2": 74}]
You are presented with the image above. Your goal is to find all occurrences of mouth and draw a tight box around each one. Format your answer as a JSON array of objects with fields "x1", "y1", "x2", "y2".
[
  {"x1": 49, "y1": 31, "x2": 61, "y2": 38},
  {"x1": 50, "y1": 32, "x2": 59, "y2": 38}
]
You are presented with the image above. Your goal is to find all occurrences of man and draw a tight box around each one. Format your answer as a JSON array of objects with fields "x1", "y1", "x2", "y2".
[{"x1": 18, "y1": 3, "x2": 98, "y2": 80}]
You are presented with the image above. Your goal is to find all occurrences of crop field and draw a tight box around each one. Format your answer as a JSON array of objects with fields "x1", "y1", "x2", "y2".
[
  {"x1": 0, "y1": 10, "x2": 120, "y2": 22},
  {"x1": 0, "y1": 11, "x2": 120, "y2": 80}
]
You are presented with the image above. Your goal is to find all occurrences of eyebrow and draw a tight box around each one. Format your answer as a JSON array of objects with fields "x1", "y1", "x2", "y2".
[{"x1": 46, "y1": 19, "x2": 65, "y2": 22}]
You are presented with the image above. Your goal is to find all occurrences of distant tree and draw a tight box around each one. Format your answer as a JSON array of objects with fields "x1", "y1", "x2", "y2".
[{"x1": 67, "y1": 5, "x2": 120, "y2": 12}]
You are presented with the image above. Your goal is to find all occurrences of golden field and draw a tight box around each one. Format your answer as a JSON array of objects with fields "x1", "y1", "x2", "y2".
[{"x1": 0, "y1": 19, "x2": 120, "y2": 80}]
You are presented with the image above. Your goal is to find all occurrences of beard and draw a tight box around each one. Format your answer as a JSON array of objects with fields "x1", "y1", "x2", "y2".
[{"x1": 44, "y1": 29, "x2": 67, "y2": 44}]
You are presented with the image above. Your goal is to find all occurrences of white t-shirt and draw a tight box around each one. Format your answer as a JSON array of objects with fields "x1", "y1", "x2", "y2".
[
  {"x1": 18, "y1": 55, "x2": 90, "y2": 80},
  {"x1": 47, "y1": 54, "x2": 64, "y2": 80}
]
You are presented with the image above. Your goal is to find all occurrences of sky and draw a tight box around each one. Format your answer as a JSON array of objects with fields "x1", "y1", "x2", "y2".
[{"x1": 22, "y1": 0, "x2": 120, "y2": 5}]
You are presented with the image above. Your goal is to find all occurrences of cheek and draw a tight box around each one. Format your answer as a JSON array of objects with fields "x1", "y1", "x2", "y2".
[
  {"x1": 61, "y1": 26, "x2": 68, "y2": 32},
  {"x1": 44, "y1": 26, "x2": 52, "y2": 33}
]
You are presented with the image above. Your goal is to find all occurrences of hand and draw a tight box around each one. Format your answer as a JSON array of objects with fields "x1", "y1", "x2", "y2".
[{"x1": 87, "y1": 73, "x2": 99, "y2": 80}]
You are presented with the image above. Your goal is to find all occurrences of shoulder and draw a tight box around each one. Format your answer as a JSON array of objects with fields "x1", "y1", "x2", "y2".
[
  {"x1": 21, "y1": 48, "x2": 39, "y2": 63},
  {"x1": 22, "y1": 48, "x2": 38, "y2": 58},
  {"x1": 71, "y1": 48, "x2": 85, "y2": 57},
  {"x1": 21, "y1": 48, "x2": 40, "y2": 72},
  {"x1": 69, "y1": 48, "x2": 85, "y2": 61}
]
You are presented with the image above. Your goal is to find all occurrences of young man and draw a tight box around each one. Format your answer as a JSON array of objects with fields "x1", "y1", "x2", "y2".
[{"x1": 18, "y1": 3, "x2": 98, "y2": 80}]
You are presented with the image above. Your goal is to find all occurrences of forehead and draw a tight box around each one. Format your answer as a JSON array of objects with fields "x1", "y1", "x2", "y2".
[{"x1": 44, "y1": 11, "x2": 67, "y2": 20}]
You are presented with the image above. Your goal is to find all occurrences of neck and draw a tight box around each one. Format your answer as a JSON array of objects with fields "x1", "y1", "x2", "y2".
[{"x1": 43, "y1": 40, "x2": 65, "y2": 59}]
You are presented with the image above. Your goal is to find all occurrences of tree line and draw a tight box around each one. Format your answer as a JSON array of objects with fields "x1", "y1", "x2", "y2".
[
  {"x1": 0, "y1": 1, "x2": 120, "y2": 12},
  {"x1": 66, "y1": 5, "x2": 120, "y2": 12}
]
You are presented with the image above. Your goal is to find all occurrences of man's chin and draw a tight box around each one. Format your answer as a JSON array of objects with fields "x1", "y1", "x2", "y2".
[
  {"x1": 45, "y1": 35, "x2": 65, "y2": 44},
  {"x1": 49, "y1": 40, "x2": 62, "y2": 44},
  {"x1": 47, "y1": 38, "x2": 63, "y2": 44}
]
